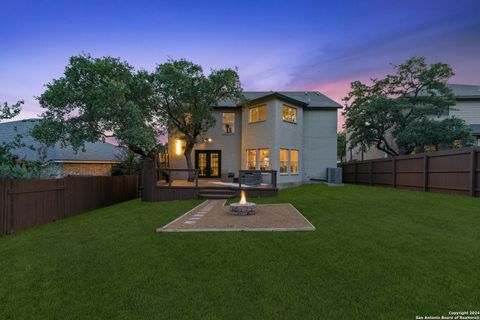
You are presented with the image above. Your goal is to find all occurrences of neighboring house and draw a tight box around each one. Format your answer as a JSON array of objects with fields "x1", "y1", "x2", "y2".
[
  {"x1": 0, "y1": 119, "x2": 120, "y2": 177},
  {"x1": 168, "y1": 91, "x2": 341, "y2": 187},
  {"x1": 347, "y1": 83, "x2": 480, "y2": 161}
]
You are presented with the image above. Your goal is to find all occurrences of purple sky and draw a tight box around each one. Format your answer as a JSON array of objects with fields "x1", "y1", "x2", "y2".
[{"x1": 1, "y1": 0, "x2": 479, "y2": 129}]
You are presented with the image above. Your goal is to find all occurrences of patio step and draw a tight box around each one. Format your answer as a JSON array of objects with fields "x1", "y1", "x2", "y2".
[{"x1": 198, "y1": 188, "x2": 236, "y2": 199}]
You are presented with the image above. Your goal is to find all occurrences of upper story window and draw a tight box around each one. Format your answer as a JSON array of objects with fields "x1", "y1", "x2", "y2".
[
  {"x1": 249, "y1": 105, "x2": 267, "y2": 123},
  {"x1": 290, "y1": 149, "x2": 299, "y2": 173},
  {"x1": 222, "y1": 112, "x2": 235, "y2": 134},
  {"x1": 246, "y1": 149, "x2": 257, "y2": 170},
  {"x1": 259, "y1": 148, "x2": 270, "y2": 171},
  {"x1": 282, "y1": 105, "x2": 297, "y2": 123}
]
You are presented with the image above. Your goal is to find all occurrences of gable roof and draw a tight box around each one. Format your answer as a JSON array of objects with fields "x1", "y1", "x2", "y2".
[
  {"x1": 218, "y1": 91, "x2": 342, "y2": 108},
  {"x1": 448, "y1": 84, "x2": 480, "y2": 99},
  {"x1": 0, "y1": 119, "x2": 121, "y2": 162}
]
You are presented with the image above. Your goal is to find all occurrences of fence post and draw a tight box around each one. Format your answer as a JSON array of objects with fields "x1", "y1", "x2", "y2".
[
  {"x1": 272, "y1": 170, "x2": 277, "y2": 188},
  {"x1": 0, "y1": 180, "x2": 5, "y2": 235},
  {"x1": 423, "y1": 154, "x2": 428, "y2": 192},
  {"x1": 353, "y1": 161, "x2": 357, "y2": 184},
  {"x1": 392, "y1": 158, "x2": 396, "y2": 188},
  {"x1": 470, "y1": 149, "x2": 477, "y2": 197},
  {"x1": 369, "y1": 161, "x2": 373, "y2": 185},
  {"x1": 5, "y1": 180, "x2": 12, "y2": 234}
]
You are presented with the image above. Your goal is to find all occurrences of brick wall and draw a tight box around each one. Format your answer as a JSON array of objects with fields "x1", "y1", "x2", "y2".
[{"x1": 61, "y1": 163, "x2": 114, "y2": 176}]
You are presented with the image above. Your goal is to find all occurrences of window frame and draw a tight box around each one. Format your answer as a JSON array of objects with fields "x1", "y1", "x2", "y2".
[
  {"x1": 282, "y1": 104, "x2": 297, "y2": 124},
  {"x1": 246, "y1": 149, "x2": 257, "y2": 170},
  {"x1": 279, "y1": 148, "x2": 289, "y2": 174},
  {"x1": 258, "y1": 148, "x2": 270, "y2": 171},
  {"x1": 222, "y1": 112, "x2": 235, "y2": 134},
  {"x1": 248, "y1": 105, "x2": 267, "y2": 123},
  {"x1": 290, "y1": 149, "x2": 299, "y2": 174}
]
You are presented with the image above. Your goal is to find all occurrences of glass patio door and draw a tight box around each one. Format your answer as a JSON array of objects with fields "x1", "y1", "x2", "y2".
[{"x1": 195, "y1": 150, "x2": 221, "y2": 178}]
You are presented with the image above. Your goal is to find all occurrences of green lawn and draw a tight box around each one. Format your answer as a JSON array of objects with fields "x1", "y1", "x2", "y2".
[{"x1": 1, "y1": 184, "x2": 479, "y2": 319}]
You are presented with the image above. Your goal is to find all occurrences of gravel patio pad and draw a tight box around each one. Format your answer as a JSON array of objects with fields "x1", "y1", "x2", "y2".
[{"x1": 156, "y1": 200, "x2": 315, "y2": 232}]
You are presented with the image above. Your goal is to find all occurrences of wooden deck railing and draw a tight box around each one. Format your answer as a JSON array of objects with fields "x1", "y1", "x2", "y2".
[{"x1": 156, "y1": 168, "x2": 199, "y2": 187}]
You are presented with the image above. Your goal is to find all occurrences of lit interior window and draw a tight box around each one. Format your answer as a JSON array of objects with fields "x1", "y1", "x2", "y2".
[
  {"x1": 279, "y1": 149, "x2": 288, "y2": 173},
  {"x1": 246, "y1": 149, "x2": 256, "y2": 170},
  {"x1": 259, "y1": 148, "x2": 270, "y2": 171},
  {"x1": 290, "y1": 149, "x2": 299, "y2": 173},
  {"x1": 249, "y1": 105, "x2": 267, "y2": 123},
  {"x1": 222, "y1": 113, "x2": 235, "y2": 134},
  {"x1": 282, "y1": 105, "x2": 297, "y2": 123}
]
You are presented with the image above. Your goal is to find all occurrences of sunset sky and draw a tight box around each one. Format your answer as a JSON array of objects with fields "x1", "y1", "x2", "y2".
[{"x1": 1, "y1": 0, "x2": 479, "y2": 130}]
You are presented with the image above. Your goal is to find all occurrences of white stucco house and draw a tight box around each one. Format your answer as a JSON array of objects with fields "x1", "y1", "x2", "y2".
[{"x1": 167, "y1": 91, "x2": 341, "y2": 188}]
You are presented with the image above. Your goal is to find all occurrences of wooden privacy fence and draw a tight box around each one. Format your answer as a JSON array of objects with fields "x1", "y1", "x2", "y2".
[
  {"x1": 341, "y1": 147, "x2": 480, "y2": 197},
  {"x1": 0, "y1": 175, "x2": 138, "y2": 235}
]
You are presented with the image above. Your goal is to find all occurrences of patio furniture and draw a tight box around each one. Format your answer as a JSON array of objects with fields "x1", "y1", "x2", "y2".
[
  {"x1": 221, "y1": 171, "x2": 235, "y2": 183},
  {"x1": 240, "y1": 170, "x2": 262, "y2": 185}
]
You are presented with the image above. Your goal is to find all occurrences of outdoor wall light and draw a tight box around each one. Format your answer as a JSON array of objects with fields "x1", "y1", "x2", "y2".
[
  {"x1": 175, "y1": 139, "x2": 184, "y2": 156},
  {"x1": 207, "y1": 138, "x2": 212, "y2": 143}
]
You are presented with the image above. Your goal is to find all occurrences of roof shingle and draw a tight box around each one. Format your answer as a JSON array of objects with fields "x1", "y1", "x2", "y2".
[
  {"x1": 218, "y1": 91, "x2": 342, "y2": 108},
  {"x1": 0, "y1": 119, "x2": 120, "y2": 162}
]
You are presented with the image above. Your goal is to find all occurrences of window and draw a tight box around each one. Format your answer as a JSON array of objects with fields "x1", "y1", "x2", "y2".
[
  {"x1": 279, "y1": 149, "x2": 288, "y2": 174},
  {"x1": 290, "y1": 150, "x2": 299, "y2": 173},
  {"x1": 282, "y1": 105, "x2": 297, "y2": 123},
  {"x1": 259, "y1": 148, "x2": 270, "y2": 171},
  {"x1": 246, "y1": 149, "x2": 256, "y2": 170},
  {"x1": 222, "y1": 112, "x2": 235, "y2": 134},
  {"x1": 249, "y1": 105, "x2": 267, "y2": 123}
]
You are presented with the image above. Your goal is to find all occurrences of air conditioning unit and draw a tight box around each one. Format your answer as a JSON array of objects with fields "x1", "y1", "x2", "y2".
[{"x1": 327, "y1": 168, "x2": 342, "y2": 184}]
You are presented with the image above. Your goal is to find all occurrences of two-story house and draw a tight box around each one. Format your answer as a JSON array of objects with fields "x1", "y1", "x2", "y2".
[
  {"x1": 167, "y1": 91, "x2": 341, "y2": 187},
  {"x1": 347, "y1": 83, "x2": 480, "y2": 161}
]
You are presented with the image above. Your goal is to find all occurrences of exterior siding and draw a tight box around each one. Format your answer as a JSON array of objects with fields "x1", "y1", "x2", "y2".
[
  {"x1": 303, "y1": 109, "x2": 338, "y2": 181},
  {"x1": 168, "y1": 97, "x2": 339, "y2": 185},
  {"x1": 241, "y1": 100, "x2": 276, "y2": 171},
  {"x1": 274, "y1": 99, "x2": 304, "y2": 184},
  {"x1": 168, "y1": 108, "x2": 242, "y2": 178},
  {"x1": 450, "y1": 100, "x2": 480, "y2": 124}
]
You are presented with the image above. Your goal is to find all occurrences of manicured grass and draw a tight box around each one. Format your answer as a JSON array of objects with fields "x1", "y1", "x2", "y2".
[{"x1": 1, "y1": 185, "x2": 479, "y2": 319}]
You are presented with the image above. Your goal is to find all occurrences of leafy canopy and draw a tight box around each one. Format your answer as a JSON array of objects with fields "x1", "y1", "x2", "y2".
[
  {"x1": 0, "y1": 100, "x2": 24, "y2": 164},
  {"x1": 152, "y1": 59, "x2": 243, "y2": 171},
  {"x1": 32, "y1": 55, "x2": 164, "y2": 158},
  {"x1": 337, "y1": 132, "x2": 346, "y2": 160},
  {"x1": 343, "y1": 56, "x2": 471, "y2": 156},
  {"x1": 0, "y1": 100, "x2": 52, "y2": 179},
  {"x1": 32, "y1": 56, "x2": 243, "y2": 169}
]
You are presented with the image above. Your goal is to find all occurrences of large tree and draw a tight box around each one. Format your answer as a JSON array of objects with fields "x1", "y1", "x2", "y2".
[
  {"x1": 32, "y1": 55, "x2": 164, "y2": 158},
  {"x1": 343, "y1": 56, "x2": 472, "y2": 156},
  {"x1": 396, "y1": 117, "x2": 473, "y2": 153},
  {"x1": 337, "y1": 131, "x2": 346, "y2": 162},
  {"x1": 0, "y1": 100, "x2": 24, "y2": 164},
  {"x1": 152, "y1": 59, "x2": 243, "y2": 179}
]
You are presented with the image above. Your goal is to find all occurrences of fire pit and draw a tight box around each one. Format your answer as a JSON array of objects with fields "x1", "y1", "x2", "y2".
[{"x1": 229, "y1": 190, "x2": 256, "y2": 215}]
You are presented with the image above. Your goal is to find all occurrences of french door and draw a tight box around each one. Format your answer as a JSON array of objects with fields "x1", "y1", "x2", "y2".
[{"x1": 195, "y1": 150, "x2": 221, "y2": 178}]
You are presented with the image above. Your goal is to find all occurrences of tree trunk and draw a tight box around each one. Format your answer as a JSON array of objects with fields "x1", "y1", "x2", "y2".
[{"x1": 184, "y1": 142, "x2": 195, "y2": 182}]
